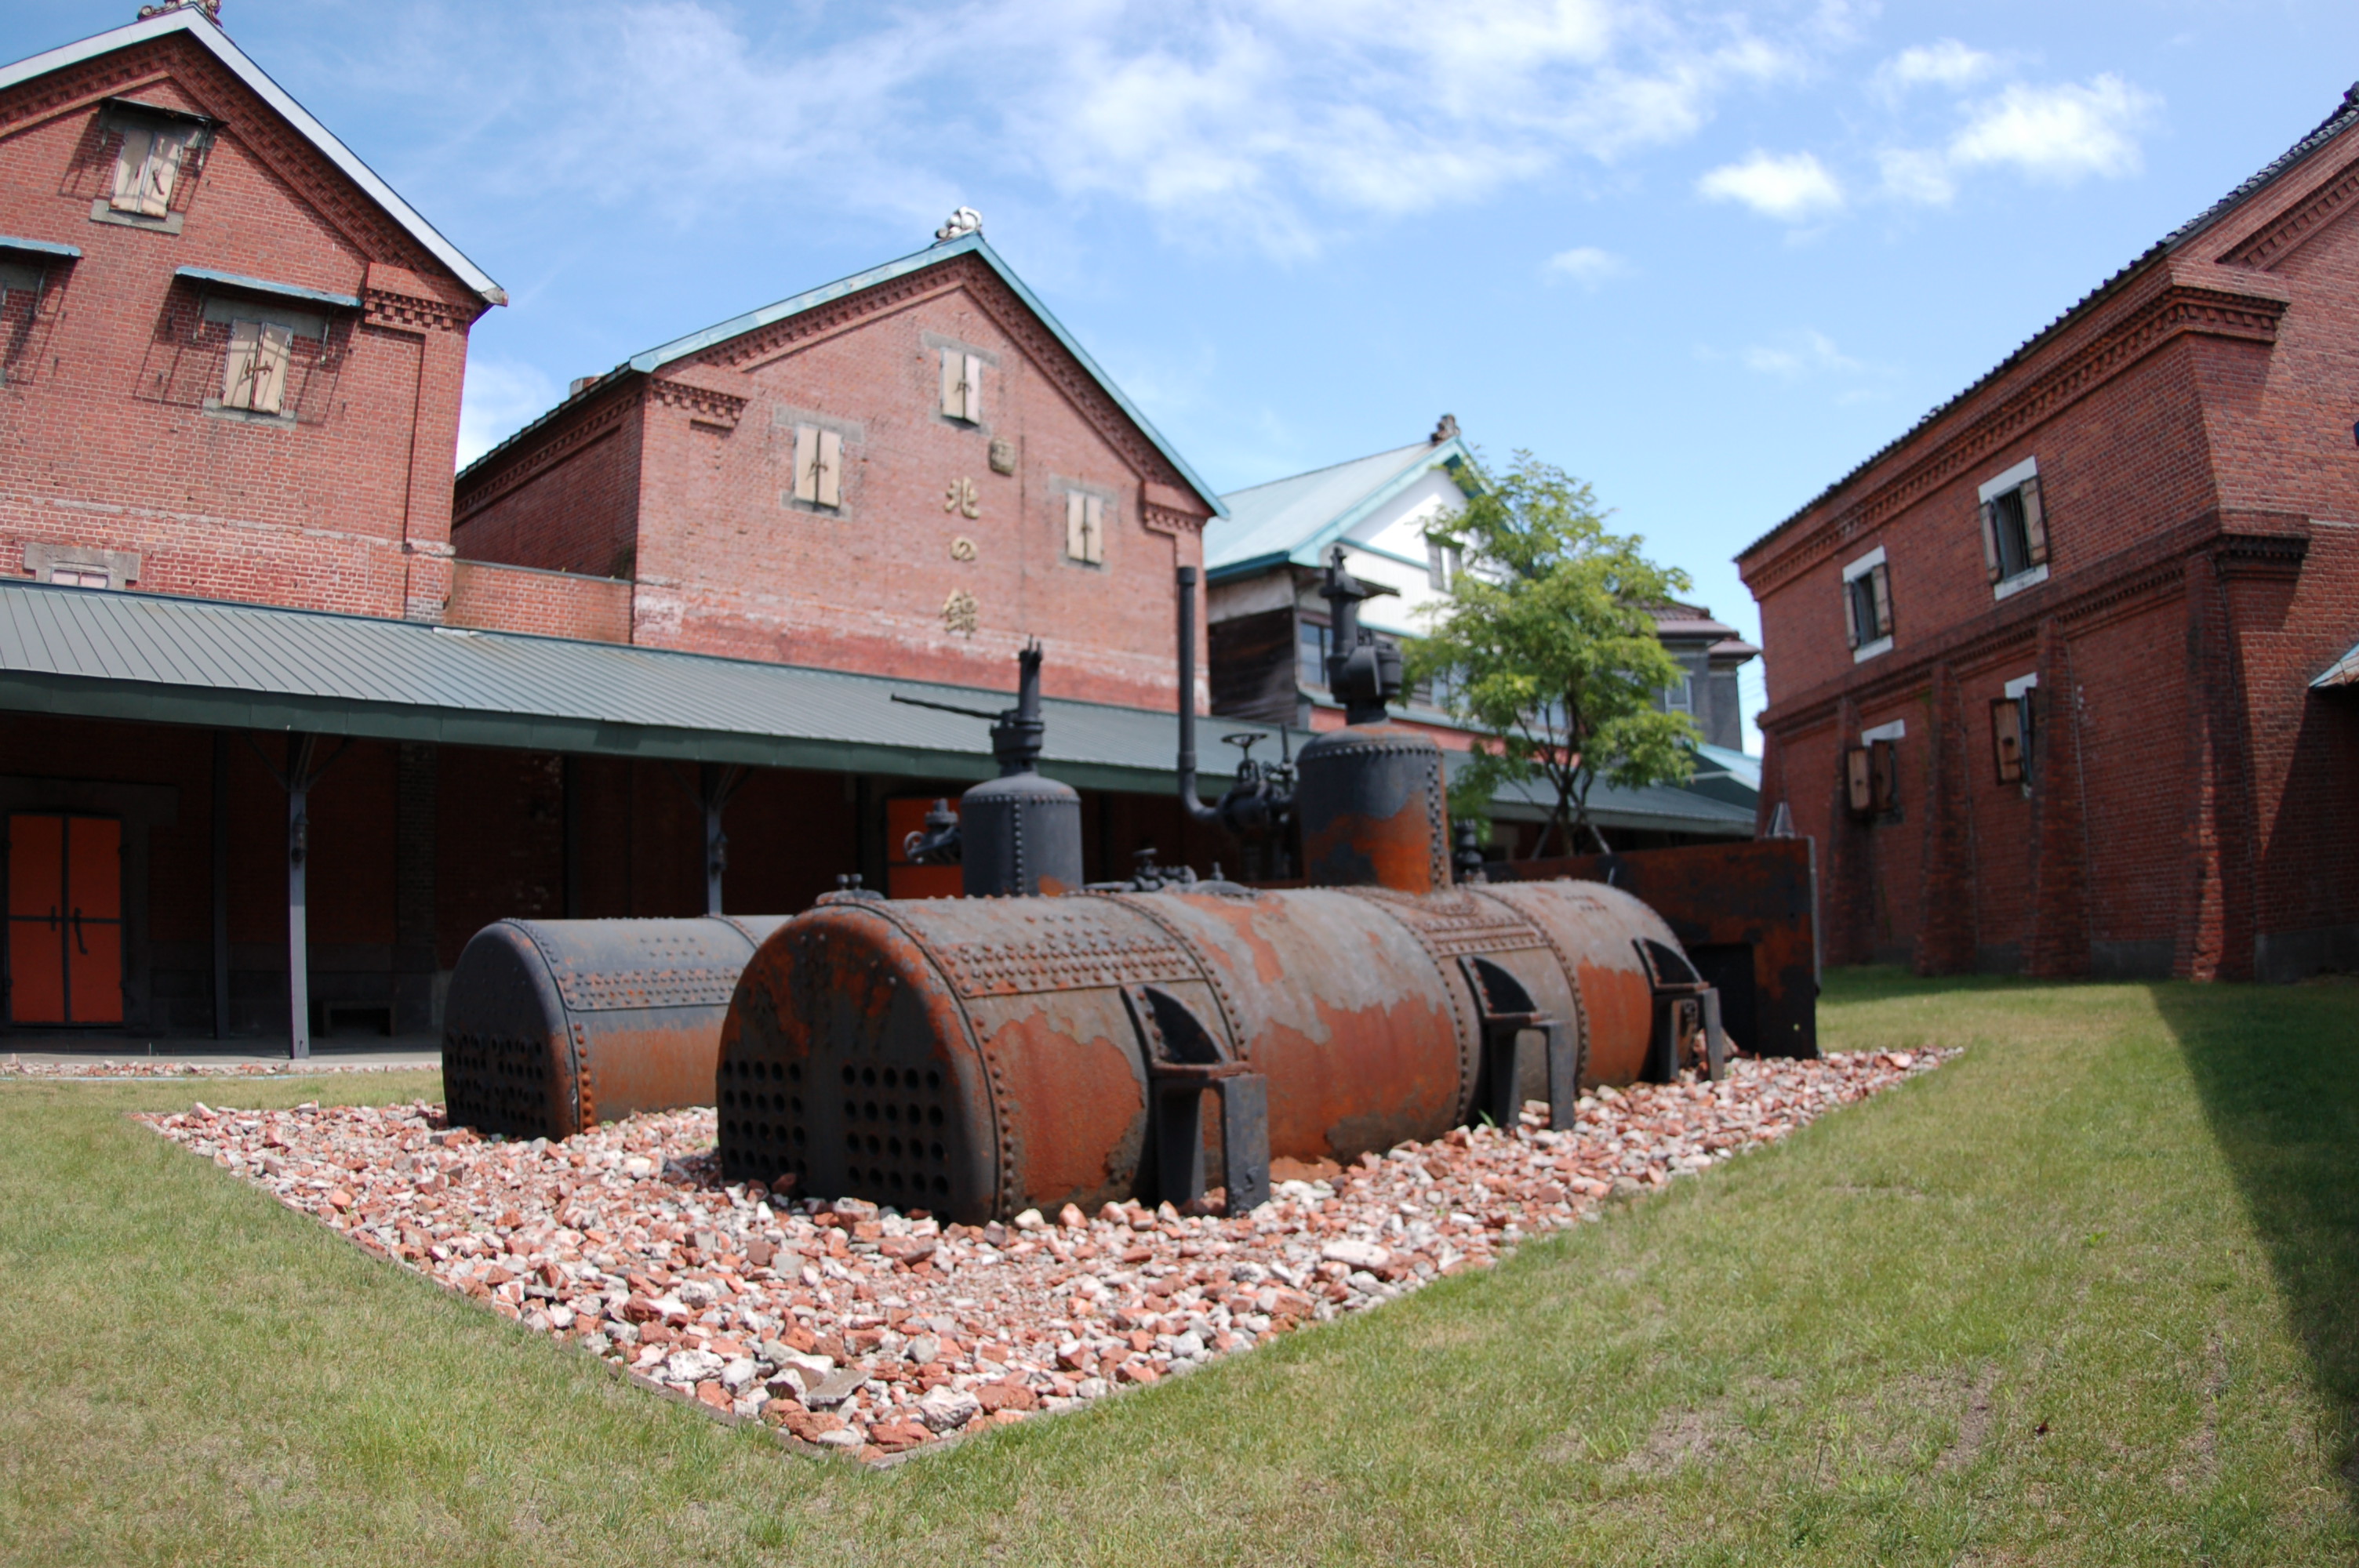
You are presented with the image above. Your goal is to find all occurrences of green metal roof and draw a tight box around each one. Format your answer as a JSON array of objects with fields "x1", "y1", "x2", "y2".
[
  {"x1": 0, "y1": 581, "x2": 1273, "y2": 793},
  {"x1": 1204, "y1": 436, "x2": 1473, "y2": 581}
]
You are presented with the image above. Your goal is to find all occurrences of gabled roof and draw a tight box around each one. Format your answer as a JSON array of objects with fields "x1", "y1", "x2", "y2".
[
  {"x1": 1741, "y1": 82, "x2": 2359, "y2": 563},
  {"x1": 0, "y1": 8, "x2": 503, "y2": 305},
  {"x1": 1205, "y1": 435, "x2": 1473, "y2": 580},
  {"x1": 468, "y1": 233, "x2": 1220, "y2": 514}
]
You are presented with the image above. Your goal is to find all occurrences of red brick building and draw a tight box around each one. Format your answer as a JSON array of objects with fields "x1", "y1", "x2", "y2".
[
  {"x1": 0, "y1": 13, "x2": 1258, "y2": 1047},
  {"x1": 450, "y1": 227, "x2": 1223, "y2": 713},
  {"x1": 1739, "y1": 87, "x2": 2359, "y2": 982}
]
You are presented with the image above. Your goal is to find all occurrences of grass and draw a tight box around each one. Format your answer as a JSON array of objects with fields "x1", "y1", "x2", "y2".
[{"x1": 3, "y1": 970, "x2": 2357, "y2": 1565}]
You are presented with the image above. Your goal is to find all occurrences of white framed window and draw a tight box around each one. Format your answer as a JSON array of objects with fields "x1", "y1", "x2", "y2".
[
  {"x1": 48, "y1": 567, "x2": 109, "y2": 589},
  {"x1": 791, "y1": 425, "x2": 844, "y2": 509},
  {"x1": 1064, "y1": 492, "x2": 1105, "y2": 564},
  {"x1": 1991, "y1": 673, "x2": 2037, "y2": 786},
  {"x1": 1841, "y1": 545, "x2": 1894, "y2": 662},
  {"x1": 1297, "y1": 618, "x2": 1329, "y2": 688},
  {"x1": 1978, "y1": 458, "x2": 2050, "y2": 597},
  {"x1": 1424, "y1": 532, "x2": 1463, "y2": 591},
  {"x1": 940, "y1": 347, "x2": 983, "y2": 423},
  {"x1": 109, "y1": 122, "x2": 195, "y2": 219},
  {"x1": 1663, "y1": 671, "x2": 1694, "y2": 713}
]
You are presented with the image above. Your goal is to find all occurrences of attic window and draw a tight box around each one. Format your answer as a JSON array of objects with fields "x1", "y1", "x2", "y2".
[
  {"x1": 92, "y1": 102, "x2": 212, "y2": 232},
  {"x1": 1064, "y1": 492, "x2": 1105, "y2": 564},
  {"x1": 1977, "y1": 458, "x2": 2050, "y2": 597},
  {"x1": 792, "y1": 425, "x2": 843, "y2": 509},
  {"x1": 1841, "y1": 545, "x2": 1894, "y2": 662},
  {"x1": 940, "y1": 348, "x2": 983, "y2": 423}
]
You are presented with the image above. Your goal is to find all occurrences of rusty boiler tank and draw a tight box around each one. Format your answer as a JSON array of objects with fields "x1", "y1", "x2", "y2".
[
  {"x1": 442, "y1": 914, "x2": 788, "y2": 1140},
  {"x1": 716, "y1": 556, "x2": 1724, "y2": 1223}
]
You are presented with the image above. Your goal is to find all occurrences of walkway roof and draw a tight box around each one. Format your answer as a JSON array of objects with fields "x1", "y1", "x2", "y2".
[{"x1": 0, "y1": 581, "x2": 1751, "y2": 836}]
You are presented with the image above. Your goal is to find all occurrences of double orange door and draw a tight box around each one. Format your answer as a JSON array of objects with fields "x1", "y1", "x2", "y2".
[{"x1": 5, "y1": 814, "x2": 123, "y2": 1025}]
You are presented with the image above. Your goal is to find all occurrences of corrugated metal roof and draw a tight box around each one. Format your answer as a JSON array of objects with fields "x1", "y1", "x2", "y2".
[
  {"x1": 0, "y1": 580, "x2": 1756, "y2": 835},
  {"x1": 1739, "y1": 82, "x2": 2359, "y2": 564},
  {"x1": 463, "y1": 234, "x2": 1223, "y2": 517},
  {"x1": 0, "y1": 580, "x2": 1274, "y2": 793},
  {"x1": 0, "y1": 10, "x2": 504, "y2": 306},
  {"x1": 1205, "y1": 437, "x2": 1470, "y2": 579}
]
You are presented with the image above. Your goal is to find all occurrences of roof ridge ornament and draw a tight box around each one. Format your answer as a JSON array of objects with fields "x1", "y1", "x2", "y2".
[
  {"x1": 138, "y1": 0, "x2": 221, "y2": 24},
  {"x1": 1430, "y1": 413, "x2": 1459, "y2": 445},
  {"x1": 934, "y1": 207, "x2": 983, "y2": 243}
]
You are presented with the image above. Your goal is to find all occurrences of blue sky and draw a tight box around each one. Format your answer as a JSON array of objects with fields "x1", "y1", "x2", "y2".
[{"x1": 12, "y1": 1, "x2": 2359, "y2": 747}]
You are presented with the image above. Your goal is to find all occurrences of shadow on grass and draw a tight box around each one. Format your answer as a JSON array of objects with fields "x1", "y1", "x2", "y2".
[{"x1": 2157, "y1": 977, "x2": 2359, "y2": 1493}]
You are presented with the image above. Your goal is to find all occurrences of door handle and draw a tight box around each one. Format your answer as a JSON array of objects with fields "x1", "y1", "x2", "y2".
[{"x1": 71, "y1": 906, "x2": 88, "y2": 955}]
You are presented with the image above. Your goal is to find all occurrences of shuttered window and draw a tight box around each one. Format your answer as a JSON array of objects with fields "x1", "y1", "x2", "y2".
[
  {"x1": 1065, "y1": 492, "x2": 1104, "y2": 564},
  {"x1": 940, "y1": 348, "x2": 983, "y2": 422},
  {"x1": 792, "y1": 425, "x2": 844, "y2": 508},
  {"x1": 1977, "y1": 461, "x2": 2051, "y2": 590},
  {"x1": 109, "y1": 125, "x2": 191, "y2": 217},
  {"x1": 220, "y1": 319, "x2": 294, "y2": 415},
  {"x1": 1841, "y1": 548, "x2": 1893, "y2": 659}
]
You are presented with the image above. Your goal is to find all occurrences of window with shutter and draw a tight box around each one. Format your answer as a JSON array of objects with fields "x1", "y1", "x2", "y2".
[
  {"x1": 816, "y1": 430, "x2": 843, "y2": 508},
  {"x1": 1082, "y1": 495, "x2": 1104, "y2": 564},
  {"x1": 109, "y1": 125, "x2": 191, "y2": 217},
  {"x1": 940, "y1": 348, "x2": 982, "y2": 422},
  {"x1": 1990, "y1": 697, "x2": 2025, "y2": 784},
  {"x1": 1841, "y1": 546, "x2": 1892, "y2": 660},
  {"x1": 220, "y1": 319, "x2": 293, "y2": 415},
  {"x1": 1976, "y1": 459, "x2": 2051, "y2": 596},
  {"x1": 791, "y1": 425, "x2": 818, "y2": 503},
  {"x1": 1845, "y1": 746, "x2": 1874, "y2": 816},
  {"x1": 2019, "y1": 475, "x2": 2048, "y2": 564},
  {"x1": 1065, "y1": 492, "x2": 1088, "y2": 560}
]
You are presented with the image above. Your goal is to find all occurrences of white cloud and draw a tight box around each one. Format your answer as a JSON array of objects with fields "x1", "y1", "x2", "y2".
[
  {"x1": 1877, "y1": 147, "x2": 1956, "y2": 206},
  {"x1": 340, "y1": 1, "x2": 1860, "y2": 260},
  {"x1": 1948, "y1": 74, "x2": 2157, "y2": 183},
  {"x1": 1739, "y1": 328, "x2": 1862, "y2": 377},
  {"x1": 456, "y1": 356, "x2": 565, "y2": 468},
  {"x1": 1697, "y1": 151, "x2": 1844, "y2": 222},
  {"x1": 1543, "y1": 245, "x2": 1630, "y2": 286},
  {"x1": 1872, "y1": 39, "x2": 1997, "y2": 103}
]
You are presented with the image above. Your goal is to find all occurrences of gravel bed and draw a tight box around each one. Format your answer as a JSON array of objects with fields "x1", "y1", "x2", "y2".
[
  {"x1": 139, "y1": 1050, "x2": 1944, "y2": 1462},
  {"x1": 7, "y1": 1058, "x2": 431, "y2": 1080}
]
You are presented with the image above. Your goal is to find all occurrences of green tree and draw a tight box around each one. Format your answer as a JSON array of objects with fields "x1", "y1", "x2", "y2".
[{"x1": 1408, "y1": 451, "x2": 1700, "y2": 858}]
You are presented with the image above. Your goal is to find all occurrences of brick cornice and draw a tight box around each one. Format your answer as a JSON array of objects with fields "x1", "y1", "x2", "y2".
[
  {"x1": 1743, "y1": 280, "x2": 2288, "y2": 599},
  {"x1": 1759, "y1": 510, "x2": 2312, "y2": 735},
  {"x1": 453, "y1": 386, "x2": 638, "y2": 523},
  {"x1": 649, "y1": 379, "x2": 745, "y2": 428},
  {"x1": 1141, "y1": 503, "x2": 1204, "y2": 537},
  {"x1": 364, "y1": 287, "x2": 467, "y2": 336},
  {"x1": 2223, "y1": 149, "x2": 2359, "y2": 270}
]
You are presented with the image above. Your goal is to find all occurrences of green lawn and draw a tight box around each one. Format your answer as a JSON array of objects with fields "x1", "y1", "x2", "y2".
[{"x1": 3, "y1": 970, "x2": 2356, "y2": 1566}]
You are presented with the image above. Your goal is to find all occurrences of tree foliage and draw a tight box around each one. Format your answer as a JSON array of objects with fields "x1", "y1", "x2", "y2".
[{"x1": 1407, "y1": 452, "x2": 1699, "y2": 857}]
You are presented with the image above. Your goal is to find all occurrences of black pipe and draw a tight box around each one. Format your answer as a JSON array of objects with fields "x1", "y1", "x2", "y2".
[{"x1": 1176, "y1": 566, "x2": 1221, "y2": 825}]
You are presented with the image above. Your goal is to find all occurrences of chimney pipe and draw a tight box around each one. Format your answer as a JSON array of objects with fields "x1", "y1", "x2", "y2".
[{"x1": 1176, "y1": 566, "x2": 1222, "y2": 826}]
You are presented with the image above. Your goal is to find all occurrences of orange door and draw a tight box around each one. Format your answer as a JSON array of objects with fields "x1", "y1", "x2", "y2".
[{"x1": 5, "y1": 815, "x2": 122, "y2": 1025}]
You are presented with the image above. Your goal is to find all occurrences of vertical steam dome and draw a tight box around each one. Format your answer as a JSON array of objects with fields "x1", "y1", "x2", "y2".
[
  {"x1": 1292, "y1": 546, "x2": 1450, "y2": 894},
  {"x1": 894, "y1": 641, "x2": 1084, "y2": 898}
]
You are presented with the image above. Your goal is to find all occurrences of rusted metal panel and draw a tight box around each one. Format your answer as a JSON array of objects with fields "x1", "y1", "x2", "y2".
[
  {"x1": 717, "y1": 873, "x2": 1699, "y2": 1221},
  {"x1": 1294, "y1": 720, "x2": 1451, "y2": 894},
  {"x1": 1487, "y1": 839, "x2": 1819, "y2": 1058},
  {"x1": 442, "y1": 913, "x2": 787, "y2": 1140}
]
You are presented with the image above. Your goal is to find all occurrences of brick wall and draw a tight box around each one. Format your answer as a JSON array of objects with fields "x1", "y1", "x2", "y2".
[
  {"x1": 0, "y1": 32, "x2": 485, "y2": 622},
  {"x1": 453, "y1": 251, "x2": 1216, "y2": 711},
  {"x1": 1739, "y1": 114, "x2": 2359, "y2": 982},
  {"x1": 446, "y1": 558, "x2": 632, "y2": 642}
]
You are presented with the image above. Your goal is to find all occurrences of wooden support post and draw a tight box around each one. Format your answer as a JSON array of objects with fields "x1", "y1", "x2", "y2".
[
  {"x1": 211, "y1": 731, "x2": 230, "y2": 1040},
  {"x1": 286, "y1": 731, "x2": 314, "y2": 1060},
  {"x1": 562, "y1": 755, "x2": 582, "y2": 919}
]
